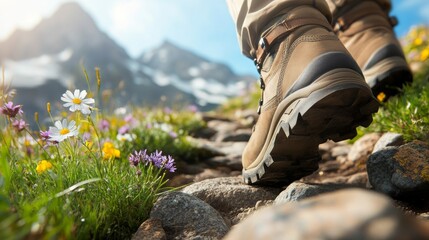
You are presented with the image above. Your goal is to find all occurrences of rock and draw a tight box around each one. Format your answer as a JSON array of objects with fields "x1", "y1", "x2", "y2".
[
  {"x1": 347, "y1": 172, "x2": 369, "y2": 187},
  {"x1": 167, "y1": 174, "x2": 194, "y2": 187},
  {"x1": 372, "y1": 132, "x2": 404, "y2": 153},
  {"x1": 132, "y1": 218, "x2": 166, "y2": 240},
  {"x1": 216, "y1": 129, "x2": 252, "y2": 142},
  {"x1": 347, "y1": 133, "x2": 381, "y2": 162},
  {"x1": 367, "y1": 141, "x2": 429, "y2": 198},
  {"x1": 331, "y1": 144, "x2": 352, "y2": 158},
  {"x1": 181, "y1": 176, "x2": 280, "y2": 225},
  {"x1": 205, "y1": 155, "x2": 242, "y2": 171},
  {"x1": 274, "y1": 182, "x2": 348, "y2": 204},
  {"x1": 216, "y1": 142, "x2": 247, "y2": 156},
  {"x1": 224, "y1": 189, "x2": 429, "y2": 240},
  {"x1": 193, "y1": 168, "x2": 231, "y2": 182},
  {"x1": 150, "y1": 192, "x2": 229, "y2": 239}
]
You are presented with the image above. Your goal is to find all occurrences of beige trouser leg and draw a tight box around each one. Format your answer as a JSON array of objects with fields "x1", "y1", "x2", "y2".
[{"x1": 226, "y1": 0, "x2": 391, "y2": 59}]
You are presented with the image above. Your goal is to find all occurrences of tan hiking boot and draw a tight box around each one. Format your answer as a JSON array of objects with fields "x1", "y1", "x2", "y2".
[
  {"x1": 243, "y1": 5, "x2": 379, "y2": 186},
  {"x1": 332, "y1": 0, "x2": 413, "y2": 101}
]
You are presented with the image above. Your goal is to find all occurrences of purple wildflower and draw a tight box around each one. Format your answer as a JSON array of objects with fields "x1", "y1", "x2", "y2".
[
  {"x1": 124, "y1": 114, "x2": 138, "y2": 126},
  {"x1": 149, "y1": 150, "x2": 165, "y2": 168},
  {"x1": 1, "y1": 101, "x2": 23, "y2": 118},
  {"x1": 187, "y1": 104, "x2": 199, "y2": 113},
  {"x1": 12, "y1": 119, "x2": 27, "y2": 132},
  {"x1": 99, "y1": 119, "x2": 110, "y2": 131},
  {"x1": 164, "y1": 107, "x2": 172, "y2": 114},
  {"x1": 82, "y1": 132, "x2": 91, "y2": 141},
  {"x1": 163, "y1": 155, "x2": 176, "y2": 173},
  {"x1": 146, "y1": 123, "x2": 152, "y2": 129},
  {"x1": 118, "y1": 125, "x2": 129, "y2": 135},
  {"x1": 169, "y1": 131, "x2": 178, "y2": 139},
  {"x1": 128, "y1": 149, "x2": 176, "y2": 172},
  {"x1": 128, "y1": 150, "x2": 145, "y2": 167},
  {"x1": 40, "y1": 130, "x2": 51, "y2": 141}
]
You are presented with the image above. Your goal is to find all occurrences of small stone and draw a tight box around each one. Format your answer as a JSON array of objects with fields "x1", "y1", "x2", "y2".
[
  {"x1": 367, "y1": 141, "x2": 429, "y2": 198},
  {"x1": 372, "y1": 132, "x2": 404, "y2": 153},
  {"x1": 331, "y1": 144, "x2": 352, "y2": 158},
  {"x1": 182, "y1": 176, "x2": 280, "y2": 224},
  {"x1": 347, "y1": 172, "x2": 369, "y2": 187},
  {"x1": 150, "y1": 192, "x2": 229, "y2": 239},
  {"x1": 225, "y1": 189, "x2": 429, "y2": 240},
  {"x1": 132, "y1": 218, "x2": 166, "y2": 240},
  {"x1": 347, "y1": 133, "x2": 382, "y2": 162},
  {"x1": 274, "y1": 182, "x2": 348, "y2": 204}
]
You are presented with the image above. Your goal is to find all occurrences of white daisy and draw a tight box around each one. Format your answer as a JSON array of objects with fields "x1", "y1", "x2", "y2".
[
  {"x1": 49, "y1": 119, "x2": 79, "y2": 142},
  {"x1": 116, "y1": 133, "x2": 135, "y2": 142},
  {"x1": 61, "y1": 89, "x2": 95, "y2": 115}
]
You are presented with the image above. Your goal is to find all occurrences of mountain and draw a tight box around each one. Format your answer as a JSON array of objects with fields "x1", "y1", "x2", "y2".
[{"x1": 0, "y1": 2, "x2": 255, "y2": 121}]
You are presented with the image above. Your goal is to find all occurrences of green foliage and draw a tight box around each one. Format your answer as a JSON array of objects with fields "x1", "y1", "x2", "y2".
[
  {"x1": 0, "y1": 69, "x2": 206, "y2": 239},
  {"x1": 363, "y1": 64, "x2": 429, "y2": 141}
]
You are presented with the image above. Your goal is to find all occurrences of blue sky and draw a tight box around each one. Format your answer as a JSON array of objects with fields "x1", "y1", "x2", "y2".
[{"x1": 0, "y1": 0, "x2": 427, "y2": 77}]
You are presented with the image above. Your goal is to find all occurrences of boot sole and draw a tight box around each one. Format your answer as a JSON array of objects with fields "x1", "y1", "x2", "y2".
[
  {"x1": 243, "y1": 69, "x2": 379, "y2": 186},
  {"x1": 364, "y1": 57, "x2": 413, "y2": 100}
]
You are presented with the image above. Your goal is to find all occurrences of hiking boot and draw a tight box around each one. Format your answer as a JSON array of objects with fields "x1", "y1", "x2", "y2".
[
  {"x1": 332, "y1": 0, "x2": 413, "y2": 101},
  {"x1": 243, "y1": 5, "x2": 379, "y2": 186}
]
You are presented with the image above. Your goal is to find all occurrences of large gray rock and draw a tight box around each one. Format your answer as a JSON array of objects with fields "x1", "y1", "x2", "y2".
[
  {"x1": 347, "y1": 133, "x2": 381, "y2": 162},
  {"x1": 181, "y1": 177, "x2": 280, "y2": 224},
  {"x1": 224, "y1": 189, "x2": 429, "y2": 240},
  {"x1": 372, "y1": 132, "x2": 404, "y2": 153},
  {"x1": 367, "y1": 141, "x2": 429, "y2": 198},
  {"x1": 150, "y1": 192, "x2": 229, "y2": 239},
  {"x1": 274, "y1": 182, "x2": 349, "y2": 204}
]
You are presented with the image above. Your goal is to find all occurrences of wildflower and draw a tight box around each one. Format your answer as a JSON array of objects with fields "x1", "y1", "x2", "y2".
[
  {"x1": 102, "y1": 142, "x2": 120, "y2": 160},
  {"x1": 163, "y1": 155, "x2": 177, "y2": 173},
  {"x1": 124, "y1": 114, "x2": 138, "y2": 126},
  {"x1": 169, "y1": 131, "x2": 178, "y2": 139},
  {"x1": 414, "y1": 37, "x2": 423, "y2": 46},
  {"x1": 40, "y1": 130, "x2": 51, "y2": 141},
  {"x1": 61, "y1": 89, "x2": 95, "y2": 115},
  {"x1": 82, "y1": 132, "x2": 91, "y2": 141},
  {"x1": 187, "y1": 104, "x2": 199, "y2": 113},
  {"x1": 420, "y1": 48, "x2": 429, "y2": 62},
  {"x1": 128, "y1": 150, "x2": 146, "y2": 166},
  {"x1": 1, "y1": 101, "x2": 23, "y2": 118},
  {"x1": 49, "y1": 119, "x2": 79, "y2": 142},
  {"x1": 377, "y1": 92, "x2": 386, "y2": 102},
  {"x1": 46, "y1": 102, "x2": 51, "y2": 114},
  {"x1": 12, "y1": 119, "x2": 27, "y2": 132},
  {"x1": 117, "y1": 133, "x2": 134, "y2": 142},
  {"x1": 99, "y1": 119, "x2": 110, "y2": 131},
  {"x1": 118, "y1": 125, "x2": 129, "y2": 135},
  {"x1": 128, "y1": 149, "x2": 176, "y2": 172},
  {"x1": 36, "y1": 160, "x2": 53, "y2": 174}
]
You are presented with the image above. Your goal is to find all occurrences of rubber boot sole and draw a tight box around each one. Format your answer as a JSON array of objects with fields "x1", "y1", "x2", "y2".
[
  {"x1": 364, "y1": 57, "x2": 413, "y2": 101},
  {"x1": 243, "y1": 69, "x2": 379, "y2": 186}
]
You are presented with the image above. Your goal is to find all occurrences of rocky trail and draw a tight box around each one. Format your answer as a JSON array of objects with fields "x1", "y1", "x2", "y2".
[{"x1": 132, "y1": 112, "x2": 429, "y2": 239}]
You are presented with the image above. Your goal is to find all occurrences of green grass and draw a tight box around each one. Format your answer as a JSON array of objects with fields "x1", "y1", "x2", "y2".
[
  {"x1": 0, "y1": 69, "x2": 207, "y2": 239},
  {"x1": 363, "y1": 63, "x2": 429, "y2": 142}
]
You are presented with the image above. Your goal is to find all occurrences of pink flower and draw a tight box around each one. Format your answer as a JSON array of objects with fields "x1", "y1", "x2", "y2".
[
  {"x1": 1, "y1": 101, "x2": 23, "y2": 118},
  {"x1": 12, "y1": 119, "x2": 27, "y2": 132}
]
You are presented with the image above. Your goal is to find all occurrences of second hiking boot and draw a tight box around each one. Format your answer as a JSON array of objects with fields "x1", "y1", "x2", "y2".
[
  {"x1": 333, "y1": 0, "x2": 413, "y2": 101},
  {"x1": 243, "y1": 5, "x2": 379, "y2": 186}
]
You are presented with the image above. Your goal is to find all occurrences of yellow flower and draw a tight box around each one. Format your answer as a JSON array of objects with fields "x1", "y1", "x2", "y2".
[
  {"x1": 377, "y1": 92, "x2": 386, "y2": 102},
  {"x1": 102, "y1": 142, "x2": 120, "y2": 160},
  {"x1": 420, "y1": 48, "x2": 429, "y2": 61},
  {"x1": 414, "y1": 37, "x2": 423, "y2": 46},
  {"x1": 36, "y1": 160, "x2": 53, "y2": 174}
]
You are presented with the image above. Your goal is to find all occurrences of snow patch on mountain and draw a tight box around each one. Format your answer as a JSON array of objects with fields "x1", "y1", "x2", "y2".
[{"x1": 3, "y1": 49, "x2": 74, "y2": 88}]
